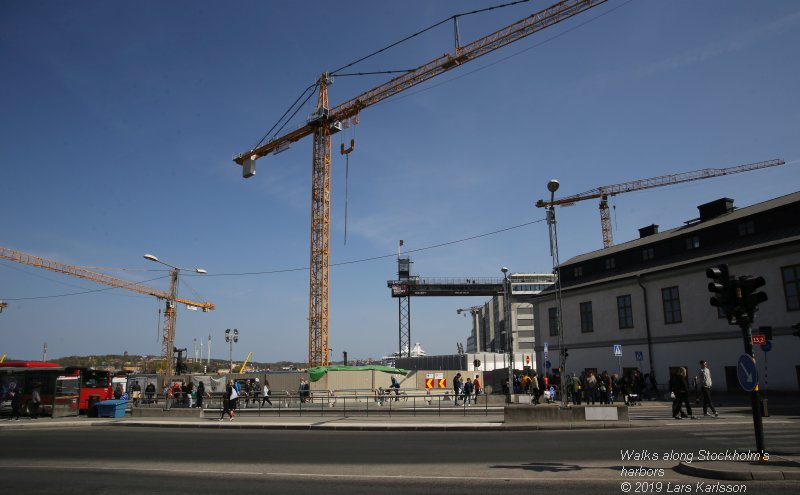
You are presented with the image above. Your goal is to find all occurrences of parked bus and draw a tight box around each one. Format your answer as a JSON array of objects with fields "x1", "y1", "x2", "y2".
[{"x1": 0, "y1": 361, "x2": 112, "y2": 415}]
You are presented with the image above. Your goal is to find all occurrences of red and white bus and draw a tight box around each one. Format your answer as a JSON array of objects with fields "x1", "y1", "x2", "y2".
[{"x1": 0, "y1": 361, "x2": 113, "y2": 415}]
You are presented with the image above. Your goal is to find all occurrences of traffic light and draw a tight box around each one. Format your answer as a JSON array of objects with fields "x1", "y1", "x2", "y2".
[
  {"x1": 739, "y1": 275, "x2": 768, "y2": 318},
  {"x1": 562, "y1": 347, "x2": 569, "y2": 359},
  {"x1": 792, "y1": 323, "x2": 800, "y2": 339},
  {"x1": 707, "y1": 264, "x2": 736, "y2": 322}
]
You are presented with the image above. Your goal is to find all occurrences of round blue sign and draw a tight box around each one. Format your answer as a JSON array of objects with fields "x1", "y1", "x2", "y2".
[
  {"x1": 545, "y1": 360, "x2": 552, "y2": 369},
  {"x1": 761, "y1": 341, "x2": 772, "y2": 352},
  {"x1": 736, "y1": 354, "x2": 758, "y2": 392}
]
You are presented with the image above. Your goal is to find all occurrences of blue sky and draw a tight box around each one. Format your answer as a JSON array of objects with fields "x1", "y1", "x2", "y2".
[{"x1": 1, "y1": 0, "x2": 798, "y2": 364}]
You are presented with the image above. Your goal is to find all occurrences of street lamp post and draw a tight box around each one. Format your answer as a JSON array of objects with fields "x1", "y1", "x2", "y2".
[
  {"x1": 226, "y1": 328, "x2": 239, "y2": 373},
  {"x1": 143, "y1": 254, "x2": 207, "y2": 378},
  {"x1": 501, "y1": 267, "x2": 513, "y2": 400},
  {"x1": 545, "y1": 180, "x2": 568, "y2": 407}
]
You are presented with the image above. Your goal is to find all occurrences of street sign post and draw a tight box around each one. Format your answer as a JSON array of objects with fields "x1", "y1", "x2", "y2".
[{"x1": 613, "y1": 344, "x2": 622, "y2": 377}]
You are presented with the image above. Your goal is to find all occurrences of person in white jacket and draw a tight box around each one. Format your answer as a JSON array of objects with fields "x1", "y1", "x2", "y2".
[{"x1": 698, "y1": 360, "x2": 719, "y2": 417}]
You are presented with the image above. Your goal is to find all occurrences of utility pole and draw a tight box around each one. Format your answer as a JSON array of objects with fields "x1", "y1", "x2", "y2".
[
  {"x1": 207, "y1": 333, "x2": 212, "y2": 365},
  {"x1": 42, "y1": 342, "x2": 48, "y2": 362}
]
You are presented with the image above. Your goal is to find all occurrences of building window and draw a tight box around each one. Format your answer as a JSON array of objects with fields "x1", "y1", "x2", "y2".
[
  {"x1": 642, "y1": 247, "x2": 654, "y2": 261},
  {"x1": 662, "y1": 286, "x2": 682, "y2": 324},
  {"x1": 605, "y1": 258, "x2": 616, "y2": 270},
  {"x1": 685, "y1": 235, "x2": 700, "y2": 250},
  {"x1": 782, "y1": 264, "x2": 800, "y2": 311},
  {"x1": 580, "y1": 301, "x2": 594, "y2": 333},
  {"x1": 516, "y1": 318, "x2": 533, "y2": 327},
  {"x1": 573, "y1": 266, "x2": 583, "y2": 277},
  {"x1": 548, "y1": 307, "x2": 558, "y2": 336},
  {"x1": 517, "y1": 331, "x2": 535, "y2": 339},
  {"x1": 617, "y1": 295, "x2": 633, "y2": 329},
  {"x1": 738, "y1": 220, "x2": 755, "y2": 237},
  {"x1": 517, "y1": 306, "x2": 533, "y2": 315}
]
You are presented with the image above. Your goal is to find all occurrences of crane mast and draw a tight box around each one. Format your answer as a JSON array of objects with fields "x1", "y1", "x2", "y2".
[
  {"x1": 535, "y1": 158, "x2": 786, "y2": 248},
  {"x1": 0, "y1": 246, "x2": 214, "y2": 376},
  {"x1": 233, "y1": 0, "x2": 610, "y2": 367}
]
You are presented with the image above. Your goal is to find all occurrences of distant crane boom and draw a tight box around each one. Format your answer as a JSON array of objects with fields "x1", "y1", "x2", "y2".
[
  {"x1": 0, "y1": 246, "x2": 214, "y2": 376},
  {"x1": 233, "y1": 0, "x2": 610, "y2": 368},
  {"x1": 239, "y1": 351, "x2": 253, "y2": 374},
  {"x1": 535, "y1": 158, "x2": 786, "y2": 248}
]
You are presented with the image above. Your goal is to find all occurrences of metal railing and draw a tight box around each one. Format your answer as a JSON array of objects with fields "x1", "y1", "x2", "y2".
[{"x1": 131, "y1": 389, "x2": 500, "y2": 417}]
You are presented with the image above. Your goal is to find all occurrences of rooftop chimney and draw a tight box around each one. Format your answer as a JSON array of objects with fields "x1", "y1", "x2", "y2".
[
  {"x1": 698, "y1": 198, "x2": 734, "y2": 222},
  {"x1": 639, "y1": 224, "x2": 659, "y2": 238}
]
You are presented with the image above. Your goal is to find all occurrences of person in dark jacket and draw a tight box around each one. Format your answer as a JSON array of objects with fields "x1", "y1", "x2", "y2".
[
  {"x1": 195, "y1": 381, "x2": 205, "y2": 409},
  {"x1": 670, "y1": 367, "x2": 696, "y2": 419},
  {"x1": 220, "y1": 380, "x2": 235, "y2": 421},
  {"x1": 9, "y1": 386, "x2": 22, "y2": 421}
]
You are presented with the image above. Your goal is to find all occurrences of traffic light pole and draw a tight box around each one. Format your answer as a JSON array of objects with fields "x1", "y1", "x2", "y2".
[
  {"x1": 707, "y1": 265, "x2": 768, "y2": 461},
  {"x1": 739, "y1": 319, "x2": 767, "y2": 460}
]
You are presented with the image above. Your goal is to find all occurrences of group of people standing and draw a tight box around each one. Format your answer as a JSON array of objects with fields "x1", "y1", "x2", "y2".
[{"x1": 452, "y1": 373, "x2": 481, "y2": 405}]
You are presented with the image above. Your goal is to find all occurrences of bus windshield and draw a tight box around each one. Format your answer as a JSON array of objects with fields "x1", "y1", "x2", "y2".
[{"x1": 82, "y1": 370, "x2": 110, "y2": 388}]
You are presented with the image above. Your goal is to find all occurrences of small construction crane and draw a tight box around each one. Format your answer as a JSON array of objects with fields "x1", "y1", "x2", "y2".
[
  {"x1": 232, "y1": 0, "x2": 610, "y2": 368},
  {"x1": 0, "y1": 246, "x2": 214, "y2": 377},
  {"x1": 535, "y1": 159, "x2": 786, "y2": 249}
]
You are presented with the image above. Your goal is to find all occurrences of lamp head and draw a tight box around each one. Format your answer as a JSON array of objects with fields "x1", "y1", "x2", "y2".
[
  {"x1": 143, "y1": 254, "x2": 159, "y2": 263},
  {"x1": 547, "y1": 179, "x2": 560, "y2": 193},
  {"x1": 195, "y1": 268, "x2": 208, "y2": 274},
  {"x1": 501, "y1": 267, "x2": 508, "y2": 274}
]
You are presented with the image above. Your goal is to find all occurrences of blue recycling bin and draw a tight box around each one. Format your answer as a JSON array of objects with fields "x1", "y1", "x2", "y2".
[{"x1": 95, "y1": 400, "x2": 128, "y2": 418}]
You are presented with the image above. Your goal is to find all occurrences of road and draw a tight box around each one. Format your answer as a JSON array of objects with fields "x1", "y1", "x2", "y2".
[{"x1": 2, "y1": 420, "x2": 799, "y2": 494}]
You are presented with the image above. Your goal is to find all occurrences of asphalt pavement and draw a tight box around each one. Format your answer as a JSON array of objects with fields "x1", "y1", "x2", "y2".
[{"x1": 2, "y1": 394, "x2": 799, "y2": 483}]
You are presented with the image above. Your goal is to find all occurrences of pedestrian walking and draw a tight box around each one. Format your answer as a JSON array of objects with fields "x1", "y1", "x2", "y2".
[
  {"x1": 530, "y1": 371, "x2": 540, "y2": 404},
  {"x1": 698, "y1": 360, "x2": 719, "y2": 417},
  {"x1": 670, "y1": 367, "x2": 696, "y2": 419},
  {"x1": 220, "y1": 380, "x2": 236, "y2": 421},
  {"x1": 261, "y1": 379, "x2": 273, "y2": 407}
]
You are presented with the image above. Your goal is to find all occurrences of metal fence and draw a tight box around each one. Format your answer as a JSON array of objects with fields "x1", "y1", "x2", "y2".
[{"x1": 132, "y1": 389, "x2": 500, "y2": 417}]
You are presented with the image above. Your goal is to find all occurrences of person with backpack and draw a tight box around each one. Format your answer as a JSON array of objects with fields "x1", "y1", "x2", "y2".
[
  {"x1": 463, "y1": 378, "x2": 474, "y2": 406},
  {"x1": 261, "y1": 379, "x2": 273, "y2": 407}
]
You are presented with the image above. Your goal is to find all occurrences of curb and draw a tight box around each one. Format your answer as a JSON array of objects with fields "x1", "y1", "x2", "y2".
[
  {"x1": 105, "y1": 420, "x2": 639, "y2": 432},
  {"x1": 675, "y1": 461, "x2": 800, "y2": 481}
]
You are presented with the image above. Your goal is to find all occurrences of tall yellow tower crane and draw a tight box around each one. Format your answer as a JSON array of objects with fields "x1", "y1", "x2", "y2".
[
  {"x1": 534, "y1": 158, "x2": 786, "y2": 249},
  {"x1": 232, "y1": 0, "x2": 610, "y2": 367},
  {"x1": 0, "y1": 246, "x2": 214, "y2": 377}
]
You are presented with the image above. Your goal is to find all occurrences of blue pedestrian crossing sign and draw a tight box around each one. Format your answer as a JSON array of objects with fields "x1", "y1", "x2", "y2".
[
  {"x1": 737, "y1": 354, "x2": 758, "y2": 392},
  {"x1": 613, "y1": 344, "x2": 622, "y2": 357},
  {"x1": 635, "y1": 351, "x2": 644, "y2": 362}
]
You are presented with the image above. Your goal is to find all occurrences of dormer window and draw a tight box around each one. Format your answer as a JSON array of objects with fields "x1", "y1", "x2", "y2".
[{"x1": 685, "y1": 235, "x2": 700, "y2": 250}]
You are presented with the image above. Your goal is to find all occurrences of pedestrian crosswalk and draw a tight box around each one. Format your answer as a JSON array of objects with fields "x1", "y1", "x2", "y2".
[{"x1": 684, "y1": 423, "x2": 800, "y2": 457}]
